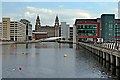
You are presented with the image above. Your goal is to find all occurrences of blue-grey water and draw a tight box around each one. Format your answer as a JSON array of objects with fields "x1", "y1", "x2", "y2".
[{"x1": 2, "y1": 42, "x2": 110, "y2": 78}]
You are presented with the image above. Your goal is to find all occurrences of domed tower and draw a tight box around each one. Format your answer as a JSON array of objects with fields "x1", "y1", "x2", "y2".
[
  {"x1": 54, "y1": 15, "x2": 60, "y2": 37},
  {"x1": 35, "y1": 15, "x2": 41, "y2": 32}
]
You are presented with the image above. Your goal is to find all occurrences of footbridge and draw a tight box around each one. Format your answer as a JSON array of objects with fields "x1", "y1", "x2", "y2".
[{"x1": 35, "y1": 37, "x2": 64, "y2": 42}]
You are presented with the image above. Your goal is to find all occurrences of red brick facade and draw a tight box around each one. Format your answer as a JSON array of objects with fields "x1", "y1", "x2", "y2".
[{"x1": 32, "y1": 33, "x2": 48, "y2": 40}]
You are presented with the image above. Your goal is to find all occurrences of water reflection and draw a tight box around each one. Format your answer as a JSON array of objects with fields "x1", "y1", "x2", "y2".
[
  {"x1": 0, "y1": 44, "x2": 2, "y2": 79},
  {"x1": 2, "y1": 42, "x2": 112, "y2": 78}
]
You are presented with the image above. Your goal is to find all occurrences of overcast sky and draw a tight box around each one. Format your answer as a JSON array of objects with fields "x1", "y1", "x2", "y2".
[{"x1": 2, "y1": 2, "x2": 119, "y2": 30}]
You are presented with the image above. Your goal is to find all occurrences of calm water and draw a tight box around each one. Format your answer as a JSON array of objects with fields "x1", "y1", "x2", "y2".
[{"x1": 2, "y1": 42, "x2": 110, "y2": 78}]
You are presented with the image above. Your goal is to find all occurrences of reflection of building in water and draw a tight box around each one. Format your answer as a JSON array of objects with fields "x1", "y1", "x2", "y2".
[
  {"x1": 69, "y1": 44, "x2": 73, "y2": 48},
  {"x1": 2, "y1": 45, "x2": 11, "y2": 55},
  {"x1": 13, "y1": 44, "x2": 17, "y2": 52},
  {"x1": 26, "y1": 44, "x2": 28, "y2": 48},
  {"x1": 25, "y1": 44, "x2": 32, "y2": 49}
]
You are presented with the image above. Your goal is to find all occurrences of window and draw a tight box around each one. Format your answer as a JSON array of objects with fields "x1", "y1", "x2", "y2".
[
  {"x1": 81, "y1": 25, "x2": 83, "y2": 29},
  {"x1": 85, "y1": 25, "x2": 87, "y2": 29}
]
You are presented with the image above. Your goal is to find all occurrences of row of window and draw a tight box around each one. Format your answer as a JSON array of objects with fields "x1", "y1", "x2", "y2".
[
  {"x1": 77, "y1": 29, "x2": 97, "y2": 31},
  {"x1": 77, "y1": 25, "x2": 97, "y2": 29},
  {"x1": 77, "y1": 30, "x2": 97, "y2": 33},
  {"x1": 77, "y1": 33, "x2": 97, "y2": 36},
  {"x1": 10, "y1": 22, "x2": 18, "y2": 23}
]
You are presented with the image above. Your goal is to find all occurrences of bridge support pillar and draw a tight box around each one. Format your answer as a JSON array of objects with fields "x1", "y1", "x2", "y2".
[
  {"x1": 99, "y1": 50, "x2": 101, "y2": 57},
  {"x1": 106, "y1": 53, "x2": 110, "y2": 62},
  {"x1": 116, "y1": 57, "x2": 120, "y2": 67},
  {"x1": 99, "y1": 51, "x2": 103, "y2": 64},
  {"x1": 106, "y1": 53, "x2": 111, "y2": 71},
  {"x1": 103, "y1": 52, "x2": 105, "y2": 60},
  {"x1": 89, "y1": 46, "x2": 91, "y2": 51},
  {"x1": 116, "y1": 57, "x2": 120, "y2": 77},
  {"x1": 111, "y1": 55, "x2": 114, "y2": 65},
  {"x1": 110, "y1": 55, "x2": 116, "y2": 75},
  {"x1": 100, "y1": 51, "x2": 103, "y2": 58},
  {"x1": 103, "y1": 52, "x2": 106, "y2": 68},
  {"x1": 92, "y1": 48, "x2": 94, "y2": 53},
  {"x1": 97, "y1": 50, "x2": 100, "y2": 57},
  {"x1": 95, "y1": 49, "x2": 98, "y2": 56}
]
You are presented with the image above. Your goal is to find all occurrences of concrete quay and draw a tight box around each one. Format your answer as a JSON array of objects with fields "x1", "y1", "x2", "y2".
[
  {"x1": 0, "y1": 40, "x2": 41, "y2": 45},
  {"x1": 79, "y1": 42, "x2": 120, "y2": 78}
]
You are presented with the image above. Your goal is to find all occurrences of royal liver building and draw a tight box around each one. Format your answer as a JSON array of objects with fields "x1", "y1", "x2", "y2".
[{"x1": 35, "y1": 15, "x2": 60, "y2": 37}]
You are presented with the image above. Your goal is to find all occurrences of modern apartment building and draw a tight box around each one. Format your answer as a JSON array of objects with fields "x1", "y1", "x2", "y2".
[
  {"x1": 2, "y1": 18, "x2": 10, "y2": 40},
  {"x1": 61, "y1": 22, "x2": 70, "y2": 39},
  {"x1": 20, "y1": 19, "x2": 32, "y2": 40},
  {"x1": 101, "y1": 14, "x2": 115, "y2": 41},
  {"x1": 75, "y1": 19, "x2": 100, "y2": 42},
  {"x1": 74, "y1": 14, "x2": 120, "y2": 42},
  {"x1": 10, "y1": 21, "x2": 26, "y2": 41}
]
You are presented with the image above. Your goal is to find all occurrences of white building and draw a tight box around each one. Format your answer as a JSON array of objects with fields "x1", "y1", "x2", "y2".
[
  {"x1": 0, "y1": 22, "x2": 2, "y2": 40},
  {"x1": 10, "y1": 21, "x2": 26, "y2": 41},
  {"x1": 61, "y1": 22, "x2": 70, "y2": 39},
  {"x1": 20, "y1": 19, "x2": 32, "y2": 40}
]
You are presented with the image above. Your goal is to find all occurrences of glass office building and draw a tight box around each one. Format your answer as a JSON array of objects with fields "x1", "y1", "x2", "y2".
[
  {"x1": 101, "y1": 14, "x2": 115, "y2": 42},
  {"x1": 75, "y1": 14, "x2": 120, "y2": 42},
  {"x1": 75, "y1": 19, "x2": 100, "y2": 42}
]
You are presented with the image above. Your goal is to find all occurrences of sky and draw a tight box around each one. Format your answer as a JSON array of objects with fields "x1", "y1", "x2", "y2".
[
  {"x1": 1, "y1": 2, "x2": 119, "y2": 30},
  {"x1": 1, "y1": 0, "x2": 119, "y2": 2}
]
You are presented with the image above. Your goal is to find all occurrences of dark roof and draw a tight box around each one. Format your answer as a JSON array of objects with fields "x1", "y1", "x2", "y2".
[
  {"x1": 75, "y1": 19, "x2": 97, "y2": 25},
  {"x1": 41, "y1": 25, "x2": 54, "y2": 28},
  {"x1": 20, "y1": 19, "x2": 30, "y2": 23},
  {"x1": 115, "y1": 19, "x2": 120, "y2": 23},
  {"x1": 115, "y1": 19, "x2": 120, "y2": 21},
  {"x1": 101, "y1": 14, "x2": 115, "y2": 16}
]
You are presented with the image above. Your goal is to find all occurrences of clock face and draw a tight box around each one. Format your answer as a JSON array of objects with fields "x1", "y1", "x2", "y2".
[{"x1": 56, "y1": 23, "x2": 58, "y2": 26}]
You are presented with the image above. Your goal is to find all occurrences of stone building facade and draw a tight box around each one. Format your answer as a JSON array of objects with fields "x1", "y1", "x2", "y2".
[{"x1": 34, "y1": 15, "x2": 60, "y2": 37}]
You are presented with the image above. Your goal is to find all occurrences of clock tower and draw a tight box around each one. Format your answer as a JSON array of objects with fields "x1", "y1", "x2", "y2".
[
  {"x1": 35, "y1": 15, "x2": 41, "y2": 32},
  {"x1": 54, "y1": 16, "x2": 59, "y2": 37}
]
